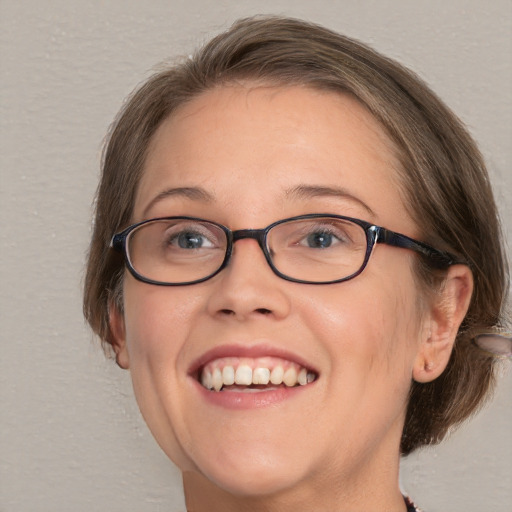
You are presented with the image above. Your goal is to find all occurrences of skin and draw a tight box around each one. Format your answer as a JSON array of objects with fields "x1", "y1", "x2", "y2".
[{"x1": 110, "y1": 84, "x2": 473, "y2": 511}]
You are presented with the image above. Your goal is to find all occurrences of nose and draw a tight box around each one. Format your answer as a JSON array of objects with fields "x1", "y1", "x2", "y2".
[{"x1": 205, "y1": 237, "x2": 291, "y2": 321}]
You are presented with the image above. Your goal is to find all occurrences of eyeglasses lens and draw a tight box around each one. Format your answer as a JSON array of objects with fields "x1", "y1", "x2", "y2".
[
  {"x1": 128, "y1": 219, "x2": 227, "y2": 284},
  {"x1": 267, "y1": 218, "x2": 367, "y2": 282}
]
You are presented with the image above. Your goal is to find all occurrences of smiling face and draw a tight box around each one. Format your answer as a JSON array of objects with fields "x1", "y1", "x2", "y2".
[{"x1": 111, "y1": 84, "x2": 433, "y2": 507}]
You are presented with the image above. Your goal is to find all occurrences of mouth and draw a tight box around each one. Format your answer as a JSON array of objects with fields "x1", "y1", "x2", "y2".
[{"x1": 197, "y1": 356, "x2": 318, "y2": 393}]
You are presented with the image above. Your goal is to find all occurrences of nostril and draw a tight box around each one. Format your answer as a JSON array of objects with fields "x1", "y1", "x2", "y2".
[{"x1": 216, "y1": 307, "x2": 273, "y2": 318}]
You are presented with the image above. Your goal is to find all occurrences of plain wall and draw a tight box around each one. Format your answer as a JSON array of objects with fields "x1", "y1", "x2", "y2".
[{"x1": 1, "y1": 1, "x2": 510, "y2": 511}]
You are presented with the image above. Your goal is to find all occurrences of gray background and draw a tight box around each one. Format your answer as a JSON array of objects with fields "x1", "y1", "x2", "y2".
[{"x1": 1, "y1": 1, "x2": 510, "y2": 511}]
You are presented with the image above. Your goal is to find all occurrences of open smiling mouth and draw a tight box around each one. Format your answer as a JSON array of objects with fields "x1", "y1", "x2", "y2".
[{"x1": 198, "y1": 357, "x2": 318, "y2": 393}]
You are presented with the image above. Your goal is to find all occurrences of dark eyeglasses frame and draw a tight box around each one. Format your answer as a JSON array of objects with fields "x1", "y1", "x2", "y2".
[{"x1": 111, "y1": 214, "x2": 461, "y2": 286}]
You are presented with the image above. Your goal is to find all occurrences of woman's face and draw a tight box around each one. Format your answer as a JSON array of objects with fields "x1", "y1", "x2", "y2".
[{"x1": 113, "y1": 85, "x2": 429, "y2": 499}]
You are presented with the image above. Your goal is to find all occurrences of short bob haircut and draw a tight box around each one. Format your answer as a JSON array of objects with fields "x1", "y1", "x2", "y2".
[{"x1": 84, "y1": 16, "x2": 509, "y2": 455}]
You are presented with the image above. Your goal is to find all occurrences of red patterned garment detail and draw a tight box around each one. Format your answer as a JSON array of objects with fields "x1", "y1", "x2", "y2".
[{"x1": 404, "y1": 495, "x2": 423, "y2": 512}]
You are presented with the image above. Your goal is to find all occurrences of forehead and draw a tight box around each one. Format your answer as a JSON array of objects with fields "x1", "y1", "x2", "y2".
[{"x1": 135, "y1": 84, "x2": 414, "y2": 232}]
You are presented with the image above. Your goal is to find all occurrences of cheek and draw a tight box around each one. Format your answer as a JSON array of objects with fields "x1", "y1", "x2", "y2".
[
  {"x1": 120, "y1": 282, "x2": 208, "y2": 470},
  {"x1": 285, "y1": 269, "x2": 423, "y2": 463},
  {"x1": 300, "y1": 267, "x2": 423, "y2": 379},
  {"x1": 121, "y1": 281, "x2": 206, "y2": 426},
  {"x1": 123, "y1": 282, "x2": 204, "y2": 359}
]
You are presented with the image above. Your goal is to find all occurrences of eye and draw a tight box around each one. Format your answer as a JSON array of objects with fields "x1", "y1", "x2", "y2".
[
  {"x1": 305, "y1": 230, "x2": 337, "y2": 249},
  {"x1": 163, "y1": 222, "x2": 222, "y2": 250},
  {"x1": 171, "y1": 230, "x2": 214, "y2": 249},
  {"x1": 299, "y1": 225, "x2": 351, "y2": 249}
]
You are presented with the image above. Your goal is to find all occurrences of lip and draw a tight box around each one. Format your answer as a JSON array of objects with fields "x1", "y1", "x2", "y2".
[
  {"x1": 187, "y1": 343, "x2": 319, "y2": 410},
  {"x1": 191, "y1": 377, "x2": 314, "y2": 409}
]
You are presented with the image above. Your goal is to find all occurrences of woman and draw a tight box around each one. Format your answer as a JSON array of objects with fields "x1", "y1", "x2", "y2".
[{"x1": 83, "y1": 16, "x2": 510, "y2": 511}]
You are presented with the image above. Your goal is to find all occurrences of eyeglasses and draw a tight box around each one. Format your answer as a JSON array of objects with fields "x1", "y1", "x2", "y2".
[{"x1": 111, "y1": 214, "x2": 459, "y2": 286}]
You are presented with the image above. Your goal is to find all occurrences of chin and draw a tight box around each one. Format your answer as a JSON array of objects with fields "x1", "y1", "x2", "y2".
[
  {"x1": 183, "y1": 445, "x2": 313, "y2": 498},
  {"x1": 204, "y1": 467, "x2": 305, "y2": 499}
]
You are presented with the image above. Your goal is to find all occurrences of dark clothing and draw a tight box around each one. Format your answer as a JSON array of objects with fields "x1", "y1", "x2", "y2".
[{"x1": 405, "y1": 496, "x2": 422, "y2": 512}]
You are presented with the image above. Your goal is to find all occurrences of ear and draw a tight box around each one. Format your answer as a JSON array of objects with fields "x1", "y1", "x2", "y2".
[
  {"x1": 413, "y1": 265, "x2": 473, "y2": 383},
  {"x1": 108, "y1": 302, "x2": 130, "y2": 369}
]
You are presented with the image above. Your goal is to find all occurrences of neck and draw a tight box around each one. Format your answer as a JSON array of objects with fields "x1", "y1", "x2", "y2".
[{"x1": 182, "y1": 449, "x2": 407, "y2": 512}]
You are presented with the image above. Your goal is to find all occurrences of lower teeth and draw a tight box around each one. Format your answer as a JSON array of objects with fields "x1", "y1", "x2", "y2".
[
  {"x1": 208, "y1": 382, "x2": 313, "y2": 392},
  {"x1": 222, "y1": 385, "x2": 281, "y2": 393}
]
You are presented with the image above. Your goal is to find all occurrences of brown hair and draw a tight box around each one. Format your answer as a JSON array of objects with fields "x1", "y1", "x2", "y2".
[{"x1": 83, "y1": 16, "x2": 510, "y2": 455}]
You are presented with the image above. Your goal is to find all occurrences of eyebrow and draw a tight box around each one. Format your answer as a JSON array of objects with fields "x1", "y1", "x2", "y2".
[
  {"x1": 142, "y1": 186, "x2": 214, "y2": 217},
  {"x1": 142, "y1": 184, "x2": 375, "y2": 218},
  {"x1": 285, "y1": 184, "x2": 375, "y2": 217}
]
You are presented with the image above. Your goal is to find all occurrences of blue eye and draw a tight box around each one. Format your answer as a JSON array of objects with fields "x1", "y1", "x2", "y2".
[
  {"x1": 306, "y1": 231, "x2": 334, "y2": 248},
  {"x1": 172, "y1": 231, "x2": 213, "y2": 249}
]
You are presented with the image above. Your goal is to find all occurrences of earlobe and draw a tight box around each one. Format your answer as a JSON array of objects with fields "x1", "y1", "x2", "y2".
[
  {"x1": 108, "y1": 302, "x2": 130, "y2": 369},
  {"x1": 413, "y1": 264, "x2": 473, "y2": 383}
]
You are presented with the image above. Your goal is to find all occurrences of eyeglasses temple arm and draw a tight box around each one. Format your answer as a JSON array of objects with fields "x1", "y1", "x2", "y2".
[{"x1": 375, "y1": 227, "x2": 461, "y2": 268}]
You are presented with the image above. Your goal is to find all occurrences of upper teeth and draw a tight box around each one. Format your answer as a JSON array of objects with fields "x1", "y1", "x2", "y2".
[{"x1": 199, "y1": 357, "x2": 316, "y2": 392}]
